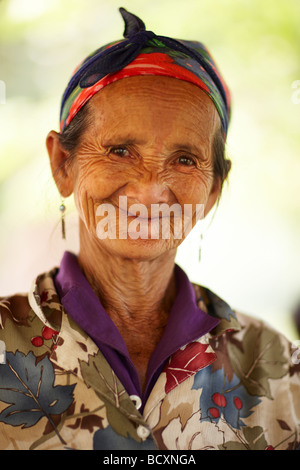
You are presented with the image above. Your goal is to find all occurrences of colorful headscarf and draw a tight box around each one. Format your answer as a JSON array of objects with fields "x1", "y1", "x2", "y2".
[{"x1": 60, "y1": 8, "x2": 231, "y2": 138}]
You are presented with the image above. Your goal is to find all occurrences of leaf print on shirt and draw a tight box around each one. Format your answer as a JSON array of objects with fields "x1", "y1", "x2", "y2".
[
  {"x1": 192, "y1": 365, "x2": 260, "y2": 429},
  {"x1": 164, "y1": 341, "x2": 216, "y2": 394},
  {"x1": 0, "y1": 351, "x2": 75, "y2": 445},
  {"x1": 80, "y1": 351, "x2": 146, "y2": 442},
  {"x1": 219, "y1": 425, "x2": 268, "y2": 450},
  {"x1": 227, "y1": 324, "x2": 288, "y2": 398}
]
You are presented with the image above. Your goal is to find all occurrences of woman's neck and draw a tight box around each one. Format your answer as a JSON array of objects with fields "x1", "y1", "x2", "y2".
[
  {"x1": 77, "y1": 221, "x2": 177, "y2": 390},
  {"x1": 78, "y1": 222, "x2": 176, "y2": 312}
]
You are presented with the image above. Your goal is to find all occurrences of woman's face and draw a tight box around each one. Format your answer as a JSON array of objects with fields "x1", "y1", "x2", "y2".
[{"x1": 51, "y1": 75, "x2": 221, "y2": 260}]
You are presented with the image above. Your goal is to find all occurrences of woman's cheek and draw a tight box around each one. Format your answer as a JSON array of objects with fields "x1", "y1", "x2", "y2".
[
  {"x1": 172, "y1": 173, "x2": 212, "y2": 207},
  {"x1": 73, "y1": 181, "x2": 94, "y2": 232},
  {"x1": 175, "y1": 176, "x2": 214, "y2": 232},
  {"x1": 72, "y1": 165, "x2": 98, "y2": 230},
  {"x1": 72, "y1": 168, "x2": 120, "y2": 235}
]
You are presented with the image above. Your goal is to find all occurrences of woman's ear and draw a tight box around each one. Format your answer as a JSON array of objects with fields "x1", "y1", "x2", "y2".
[{"x1": 46, "y1": 130, "x2": 74, "y2": 197}]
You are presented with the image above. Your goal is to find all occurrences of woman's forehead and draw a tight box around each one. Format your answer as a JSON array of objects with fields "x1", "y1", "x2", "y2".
[{"x1": 88, "y1": 75, "x2": 220, "y2": 138}]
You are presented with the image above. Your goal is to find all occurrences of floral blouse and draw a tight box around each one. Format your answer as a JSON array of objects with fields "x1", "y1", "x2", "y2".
[{"x1": 0, "y1": 268, "x2": 299, "y2": 450}]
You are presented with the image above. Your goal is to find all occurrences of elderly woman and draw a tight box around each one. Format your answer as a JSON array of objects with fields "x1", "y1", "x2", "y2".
[{"x1": 0, "y1": 8, "x2": 299, "y2": 451}]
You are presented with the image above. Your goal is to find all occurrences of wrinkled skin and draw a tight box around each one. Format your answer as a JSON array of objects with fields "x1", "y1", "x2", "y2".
[{"x1": 46, "y1": 76, "x2": 221, "y2": 391}]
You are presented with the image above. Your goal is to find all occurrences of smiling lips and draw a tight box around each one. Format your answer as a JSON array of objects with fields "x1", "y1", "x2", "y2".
[
  {"x1": 111, "y1": 199, "x2": 182, "y2": 221},
  {"x1": 120, "y1": 207, "x2": 169, "y2": 221}
]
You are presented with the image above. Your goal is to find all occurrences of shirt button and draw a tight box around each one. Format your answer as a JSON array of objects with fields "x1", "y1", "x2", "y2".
[
  {"x1": 137, "y1": 425, "x2": 151, "y2": 440},
  {"x1": 129, "y1": 394, "x2": 142, "y2": 410}
]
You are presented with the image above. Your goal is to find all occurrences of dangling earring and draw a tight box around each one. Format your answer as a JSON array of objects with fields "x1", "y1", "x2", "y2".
[
  {"x1": 198, "y1": 232, "x2": 203, "y2": 262},
  {"x1": 59, "y1": 201, "x2": 66, "y2": 239}
]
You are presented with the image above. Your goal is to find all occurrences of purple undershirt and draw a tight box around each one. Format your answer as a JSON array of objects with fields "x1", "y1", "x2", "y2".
[{"x1": 54, "y1": 251, "x2": 219, "y2": 406}]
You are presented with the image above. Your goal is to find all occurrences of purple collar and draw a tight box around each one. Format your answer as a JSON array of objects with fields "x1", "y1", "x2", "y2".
[{"x1": 54, "y1": 251, "x2": 219, "y2": 405}]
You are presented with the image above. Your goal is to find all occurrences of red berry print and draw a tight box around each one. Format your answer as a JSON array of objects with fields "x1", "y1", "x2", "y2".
[
  {"x1": 31, "y1": 336, "x2": 44, "y2": 347},
  {"x1": 212, "y1": 392, "x2": 227, "y2": 407},
  {"x1": 221, "y1": 395, "x2": 227, "y2": 407},
  {"x1": 42, "y1": 326, "x2": 59, "y2": 340},
  {"x1": 208, "y1": 407, "x2": 220, "y2": 418},
  {"x1": 233, "y1": 396, "x2": 243, "y2": 410},
  {"x1": 265, "y1": 446, "x2": 274, "y2": 450}
]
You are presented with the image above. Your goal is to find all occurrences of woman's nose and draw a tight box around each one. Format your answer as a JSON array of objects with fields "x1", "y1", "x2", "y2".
[{"x1": 123, "y1": 175, "x2": 171, "y2": 207}]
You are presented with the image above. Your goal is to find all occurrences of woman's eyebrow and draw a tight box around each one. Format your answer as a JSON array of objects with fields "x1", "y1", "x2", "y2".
[
  {"x1": 100, "y1": 136, "x2": 147, "y2": 147},
  {"x1": 168, "y1": 142, "x2": 203, "y2": 155}
]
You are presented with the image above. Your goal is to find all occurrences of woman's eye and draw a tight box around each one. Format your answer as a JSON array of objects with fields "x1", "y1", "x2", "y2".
[
  {"x1": 177, "y1": 156, "x2": 196, "y2": 166},
  {"x1": 110, "y1": 147, "x2": 130, "y2": 158}
]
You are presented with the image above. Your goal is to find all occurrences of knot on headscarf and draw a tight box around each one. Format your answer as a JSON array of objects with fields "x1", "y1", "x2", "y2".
[
  {"x1": 79, "y1": 29, "x2": 157, "y2": 88},
  {"x1": 60, "y1": 7, "x2": 231, "y2": 138},
  {"x1": 120, "y1": 6, "x2": 146, "y2": 37}
]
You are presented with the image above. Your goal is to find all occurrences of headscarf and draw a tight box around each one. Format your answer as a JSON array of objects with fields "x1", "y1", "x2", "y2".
[{"x1": 60, "y1": 8, "x2": 231, "y2": 138}]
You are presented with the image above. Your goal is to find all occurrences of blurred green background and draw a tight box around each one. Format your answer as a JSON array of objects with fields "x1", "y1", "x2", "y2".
[{"x1": 0, "y1": 0, "x2": 299, "y2": 340}]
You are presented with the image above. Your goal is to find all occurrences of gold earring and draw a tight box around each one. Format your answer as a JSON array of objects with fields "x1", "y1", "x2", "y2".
[{"x1": 59, "y1": 201, "x2": 66, "y2": 239}]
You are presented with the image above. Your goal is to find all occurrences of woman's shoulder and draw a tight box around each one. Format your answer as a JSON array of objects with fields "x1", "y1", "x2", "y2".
[
  {"x1": 0, "y1": 269, "x2": 61, "y2": 341},
  {"x1": 0, "y1": 293, "x2": 34, "y2": 362},
  {"x1": 0, "y1": 293, "x2": 32, "y2": 329},
  {"x1": 0, "y1": 279, "x2": 63, "y2": 366},
  {"x1": 232, "y1": 309, "x2": 294, "y2": 355},
  {"x1": 193, "y1": 282, "x2": 299, "y2": 371},
  {"x1": 194, "y1": 282, "x2": 294, "y2": 341}
]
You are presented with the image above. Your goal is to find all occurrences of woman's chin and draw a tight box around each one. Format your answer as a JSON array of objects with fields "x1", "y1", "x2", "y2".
[{"x1": 96, "y1": 236, "x2": 179, "y2": 260}]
